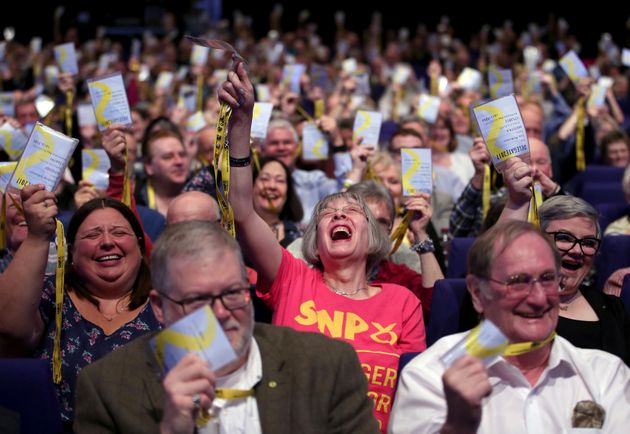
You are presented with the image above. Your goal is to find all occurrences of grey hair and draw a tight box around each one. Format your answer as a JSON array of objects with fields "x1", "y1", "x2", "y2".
[
  {"x1": 266, "y1": 119, "x2": 299, "y2": 144},
  {"x1": 623, "y1": 165, "x2": 630, "y2": 203},
  {"x1": 301, "y1": 191, "x2": 390, "y2": 276},
  {"x1": 539, "y1": 195, "x2": 601, "y2": 238},
  {"x1": 468, "y1": 220, "x2": 561, "y2": 280},
  {"x1": 347, "y1": 181, "x2": 396, "y2": 223},
  {"x1": 151, "y1": 221, "x2": 248, "y2": 294}
]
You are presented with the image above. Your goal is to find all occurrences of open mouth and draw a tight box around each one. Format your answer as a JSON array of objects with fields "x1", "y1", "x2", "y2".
[
  {"x1": 331, "y1": 225, "x2": 352, "y2": 241},
  {"x1": 516, "y1": 306, "x2": 552, "y2": 319},
  {"x1": 561, "y1": 260, "x2": 582, "y2": 271},
  {"x1": 95, "y1": 254, "x2": 122, "y2": 263}
]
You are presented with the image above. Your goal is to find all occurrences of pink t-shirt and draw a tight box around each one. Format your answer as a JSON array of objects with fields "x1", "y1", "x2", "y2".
[{"x1": 257, "y1": 249, "x2": 426, "y2": 432}]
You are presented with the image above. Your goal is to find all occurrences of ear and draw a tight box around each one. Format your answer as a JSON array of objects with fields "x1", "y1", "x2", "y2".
[
  {"x1": 149, "y1": 289, "x2": 165, "y2": 325},
  {"x1": 144, "y1": 160, "x2": 154, "y2": 177},
  {"x1": 466, "y1": 274, "x2": 486, "y2": 315}
]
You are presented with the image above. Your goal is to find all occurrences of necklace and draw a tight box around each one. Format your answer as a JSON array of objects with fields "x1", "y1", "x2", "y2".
[
  {"x1": 98, "y1": 297, "x2": 130, "y2": 321},
  {"x1": 559, "y1": 291, "x2": 582, "y2": 311},
  {"x1": 325, "y1": 279, "x2": 367, "y2": 297}
]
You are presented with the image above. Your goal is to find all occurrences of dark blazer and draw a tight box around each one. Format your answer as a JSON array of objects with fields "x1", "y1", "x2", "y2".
[{"x1": 74, "y1": 323, "x2": 380, "y2": 434}]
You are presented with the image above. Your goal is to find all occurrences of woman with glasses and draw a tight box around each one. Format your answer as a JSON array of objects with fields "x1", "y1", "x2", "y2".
[
  {"x1": 539, "y1": 195, "x2": 630, "y2": 364},
  {"x1": 221, "y1": 61, "x2": 425, "y2": 432},
  {"x1": 0, "y1": 189, "x2": 159, "y2": 429},
  {"x1": 502, "y1": 155, "x2": 630, "y2": 363}
]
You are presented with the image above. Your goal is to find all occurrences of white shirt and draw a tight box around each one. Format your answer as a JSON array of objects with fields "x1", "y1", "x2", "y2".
[
  {"x1": 389, "y1": 332, "x2": 630, "y2": 434},
  {"x1": 292, "y1": 168, "x2": 339, "y2": 224},
  {"x1": 200, "y1": 338, "x2": 263, "y2": 434}
]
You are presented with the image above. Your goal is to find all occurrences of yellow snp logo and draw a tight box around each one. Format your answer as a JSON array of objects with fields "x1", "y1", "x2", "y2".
[
  {"x1": 88, "y1": 81, "x2": 112, "y2": 129},
  {"x1": 294, "y1": 300, "x2": 398, "y2": 345},
  {"x1": 13, "y1": 124, "x2": 55, "y2": 189},
  {"x1": 353, "y1": 111, "x2": 372, "y2": 143}
]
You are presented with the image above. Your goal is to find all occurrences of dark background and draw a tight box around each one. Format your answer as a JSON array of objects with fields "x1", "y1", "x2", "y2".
[{"x1": 1, "y1": 1, "x2": 628, "y2": 59}]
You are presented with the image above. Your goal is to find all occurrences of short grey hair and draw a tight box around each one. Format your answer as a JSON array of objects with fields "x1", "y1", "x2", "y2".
[
  {"x1": 347, "y1": 181, "x2": 396, "y2": 223},
  {"x1": 539, "y1": 195, "x2": 601, "y2": 238},
  {"x1": 151, "y1": 221, "x2": 248, "y2": 294},
  {"x1": 301, "y1": 192, "x2": 390, "y2": 276},
  {"x1": 266, "y1": 119, "x2": 299, "y2": 144}
]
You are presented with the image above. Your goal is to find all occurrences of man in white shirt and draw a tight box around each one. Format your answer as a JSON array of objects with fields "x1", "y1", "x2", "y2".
[
  {"x1": 74, "y1": 221, "x2": 379, "y2": 434},
  {"x1": 389, "y1": 220, "x2": 630, "y2": 434}
]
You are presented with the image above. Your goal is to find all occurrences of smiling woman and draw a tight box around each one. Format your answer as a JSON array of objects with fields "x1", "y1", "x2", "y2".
[
  {"x1": 222, "y1": 63, "x2": 426, "y2": 432},
  {"x1": 0, "y1": 190, "x2": 159, "y2": 428}
]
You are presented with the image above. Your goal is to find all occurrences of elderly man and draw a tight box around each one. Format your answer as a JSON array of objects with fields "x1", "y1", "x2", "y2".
[
  {"x1": 389, "y1": 220, "x2": 630, "y2": 433},
  {"x1": 449, "y1": 136, "x2": 564, "y2": 237},
  {"x1": 74, "y1": 221, "x2": 379, "y2": 434}
]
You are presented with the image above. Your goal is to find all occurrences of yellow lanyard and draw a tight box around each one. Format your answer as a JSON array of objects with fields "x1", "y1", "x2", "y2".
[
  {"x1": 482, "y1": 164, "x2": 491, "y2": 221},
  {"x1": 196, "y1": 74, "x2": 204, "y2": 112},
  {"x1": 196, "y1": 388, "x2": 255, "y2": 427},
  {"x1": 122, "y1": 145, "x2": 132, "y2": 207},
  {"x1": 146, "y1": 179, "x2": 156, "y2": 210},
  {"x1": 214, "y1": 103, "x2": 235, "y2": 237},
  {"x1": 53, "y1": 219, "x2": 66, "y2": 384},
  {"x1": 430, "y1": 73, "x2": 439, "y2": 96},
  {"x1": 296, "y1": 104, "x2": 314, "y2": 122},
  {"x1": 314, "y1": 99, "x2": 324, "y2": 119},
  {"x1": 575, "y1": 97, "x2": 586, "y2": 172},
  {"x1": 527, "y1": 182, "x2": 543, "y2": 228},
  {"x1": 65, "y1": 90, "x2": 73, "y2": 135},
  {"x1": 389, "y1": 210, "x2": 412, "y2": 255},
  {"x1": 503, "y1": 332, "x2": 556, "y2": 357}
]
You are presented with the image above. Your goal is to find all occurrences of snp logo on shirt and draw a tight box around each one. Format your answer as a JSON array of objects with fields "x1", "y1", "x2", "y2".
[{"x1": 294, "y1": 300, "x2": 398, "y2": 345}]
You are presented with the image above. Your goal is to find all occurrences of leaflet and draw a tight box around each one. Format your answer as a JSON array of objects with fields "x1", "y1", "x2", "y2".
[
  {"x1": 441, "y1": 320, "x2": 509, "y2": 367},
  {"x1": 54, "y1": 42, "x2": 79, "y2": 75},
  {"x1": 417, "y1": 94, "x2": 440, "y2": 124},
  {"x1": 457, "y1": 67, "x2": 482, "y2": 91},
  {"x1": 156, "y1": 71, "x2": 175, "y2": 91},
  {"x1": 282, "y1": 64, "x2": 306, "y2": 93},
  {"x1": 0, "y1": 92, "x2": 14, "y2": 117},
  {"x1": 190, "y1": 45, "x2": 210, "y2": 66},
  {"x1": 587, "y1": 84, "x2": 607, "y2": 109},
  {"x1": 472, "y1": 95, "x2": 530, "y2": 172},
  {"x1": 82, "y1": 148, "x2": 110, "y2": 190},
  {"x1": 559, "y1": 50, "x2": 588, "y2": 83},
  {"x1": 185, "y1": 111, "x2": 207, "y2": 133},
  {"x1": 302, "y1": 123, "x2": 329, "y2": 160},
  {"x1": 488, "y1": 67, "x2": 514, "y2": 98},
  {"x1": 77, "y1": 103, "x2": 97, "y2": 128},
  {"x1": 0, "y1": 162, "x2": 17, "y2": 193},
  {"x1": 150, "y1": 305, "x2": 237, "y2": 374},
  {"x1": 250, "y1": 102, "x2": 273, "y2": 139},
  {"x1": 9, "y1": 122, "x2": 79, "y2": 191},
  {"x1": 352, "y1": 110, "x2": 382, "y2": 147},
  {"x1": 87, "y1": 73, "x2": 132, "y2": 131},
  {"x1": 0, "y1": 122, "x2": 28, "y2": 160},
  {"x1": 401, "y1": 148, "x2": 432, "y2": 196},
  {"x1": 178, "y1": 85, "x2": 197, "y2": 112}
]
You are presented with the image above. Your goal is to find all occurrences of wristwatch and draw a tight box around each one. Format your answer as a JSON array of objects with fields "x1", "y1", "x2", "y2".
[{"x1": 410, "y1": 239, "x2": 435, "y2": 254}]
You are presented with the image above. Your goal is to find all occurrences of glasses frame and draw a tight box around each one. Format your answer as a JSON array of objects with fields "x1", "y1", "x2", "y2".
[
  {"x1": 318, "y1": 204, "x2": 367, "y2": 222},
  {"x1": 158, "y1": 285, "x2": 253, "y2": 314},
  {"x1": 545, "y1": 231, "x2": 601, "y2": 256},
  {"x1": 482, "y1": 271, "x2": 562, "y2": 300}
]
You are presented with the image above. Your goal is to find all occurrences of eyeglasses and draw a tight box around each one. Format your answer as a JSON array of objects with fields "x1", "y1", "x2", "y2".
[
  {"x1": 158, "y1": 286, "x2": 253, "y2": 314},
  {"x1": 319, "y1": 205, "x2": 366, "y2": 221},
  {"x1": 483, "y1": 271, "x2": 561, "y2": 300},
  {"x1": 546, "y1": 231, "x2": 601, "y2": 256}
]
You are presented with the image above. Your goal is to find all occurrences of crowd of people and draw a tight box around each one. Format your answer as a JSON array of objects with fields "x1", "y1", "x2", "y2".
[{"x1": 1, "y1": 7, "x2": 630, "y2": 434}]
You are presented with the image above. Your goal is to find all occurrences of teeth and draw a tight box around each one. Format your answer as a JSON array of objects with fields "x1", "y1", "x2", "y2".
[
  {"x1": 96, "y1": 255, "x2": 121, "y2": 262},
  {"x1": 331, "y1": 226, "x2": 351, "y2": 240}
]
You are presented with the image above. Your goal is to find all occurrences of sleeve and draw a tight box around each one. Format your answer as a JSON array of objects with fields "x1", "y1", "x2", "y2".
[
  {"x1": 598, "y1": 358, "x2": 630, "y2": 432},
  {"x1": 329, "y1": 341, "x2": 381, "y2": 434},
  {"x1": 73, "y1": 367, "x2": 117, "y2": 434},
  {"x1": 398, "y1": 291, "x2": 427, "y2": 353},
  {"x1": 255, "y1": 248, "x2": 303, "y2": 307},
  {"x1": 449, "y1": 182, "x2": 483, "y2": 237},
  {"x1": 388, "y1": 361, "x2": 446, "y2": 434}
]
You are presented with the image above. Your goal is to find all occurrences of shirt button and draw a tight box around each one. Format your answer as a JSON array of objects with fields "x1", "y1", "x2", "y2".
[{"x1": 268, "y1": 380, "x2": 278, "y2": 388}]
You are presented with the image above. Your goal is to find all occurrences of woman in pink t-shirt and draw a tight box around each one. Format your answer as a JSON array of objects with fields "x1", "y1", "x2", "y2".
[{"x1": 220, "y1": 61, "x2": 426, "y2": 433}]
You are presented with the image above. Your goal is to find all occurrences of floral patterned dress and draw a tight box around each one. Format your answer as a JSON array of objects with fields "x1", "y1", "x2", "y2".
[{"x1": 35, "y1": 277, "x2": 161, "y2": 423}]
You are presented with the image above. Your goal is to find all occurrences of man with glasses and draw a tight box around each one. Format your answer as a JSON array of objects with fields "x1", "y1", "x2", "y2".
[
  {"x1": 74, "y1": 221, "x2": 379, "y2": 434},
  {"x1": 390, "y1": 220, "x2": 630, "y2": 434}
]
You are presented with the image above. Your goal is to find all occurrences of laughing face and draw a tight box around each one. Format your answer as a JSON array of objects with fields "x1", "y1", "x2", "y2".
[
  {"x1": 71, "y1": 208, "x2": 142, "y2": 295},
  {"x1": 544, "y1": 216, "x2": 598, "y2": 295},
  {"x1": 470, "y1": 232, "x2": 560, "y2": 343},
  {"x1": 253, "y1": 160, "x2": 288, "y2": 216},
  {"x1": 315, "y1": 198, "x2": 369, "y2": 266}
]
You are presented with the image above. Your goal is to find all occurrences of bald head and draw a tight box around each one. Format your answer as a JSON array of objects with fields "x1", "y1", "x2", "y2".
[
  {"x1": 529, "y1": 138, "x2": 553, "y2": 179},
  {"x1": 166, "y1": 191, "x2": 220, "y2": 224}
]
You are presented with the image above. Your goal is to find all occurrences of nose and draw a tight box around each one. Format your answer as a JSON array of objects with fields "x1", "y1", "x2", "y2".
[
  {"x1": 525, "y1": 280, "x2": 550, "y2": 305},
  {"x1": 211, "y1": 298, "x2": 231, "y2": 321},
  {"x1": 100, "y1": 231, "x2": 115, "y2": 248}
]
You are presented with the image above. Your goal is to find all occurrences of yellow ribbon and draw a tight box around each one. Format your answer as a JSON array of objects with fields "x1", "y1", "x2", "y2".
[
  {"x1": 214, "y1": 103, "x2": 235, "y2": 237},
  {"x1": 503, "y1": 332, "x2": 556, "y2": 357},
  {"x1": 392, "y1": 88, "x2": 403, "y2": 122},
  {"x1": 196, "y1": 74, "x2": 204, "y2": 112},
  {"x1": 53, "y1": 218, "x2": 66, "y2": 384},
  {"x1": 250, "y1": 145, "x2": 261, "y2": 173},
  {"x1": 527, "y1": 182, "x2": 543, "y2": 229},
  {"x1": 389, "y1": 210, "x2": 412, "y2": 255},
  {"x1": 122, "y1": 146, "x2": 132, "y2": 207},
  {"x1": 482, "y1": 164, "x2": 491, "y2": 221},
  {"x1": 430, "y1": 73, "x2": 439, "y2": 96},
  {"x1": 464, "y1": 323, "x2": 509, "y2": 359},
  {"x1": 65, "y1": 90, "x2": 73, "y2": 136},
  {"x1": 296, "y1": 104, "x2": 314, "y2": 122},
  {"x1": 575, "y1": 97, "x2": 586, "y2": 172},
  {"x1": 215, "y1": 388, "x2": 255, "y2": 399},
  {"x1": 146, "y1": 179, "x2": 156, "y2": 210},
  {"x1": 314, "y1": 99, "x2": 324, "y2": 119}
]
